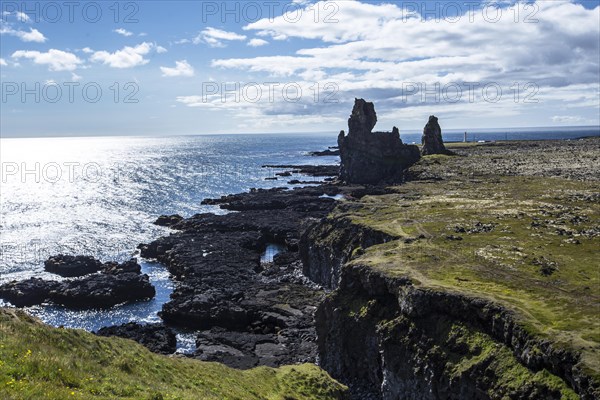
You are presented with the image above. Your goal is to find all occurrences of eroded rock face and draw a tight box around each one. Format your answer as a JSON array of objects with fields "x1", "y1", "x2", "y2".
[
  {"x1": 338, "y1": 99, "x2": 420, "y2": 184},
  {"x1": 421, "y1": 115, "x2": 449, "y2": 156}
]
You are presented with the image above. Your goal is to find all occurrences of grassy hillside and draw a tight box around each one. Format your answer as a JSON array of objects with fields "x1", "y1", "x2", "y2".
[
  {"x1": 334, "y1": 156, "x2": 599, "y2": 381},
  {"x1": 0, "y1": 309, "x2": 347, "y2": 400}
]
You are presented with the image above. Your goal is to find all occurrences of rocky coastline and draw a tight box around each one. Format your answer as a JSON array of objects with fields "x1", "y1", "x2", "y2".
[{"x1": 1, "y1": 101, "x2": 598, "y2": 399}]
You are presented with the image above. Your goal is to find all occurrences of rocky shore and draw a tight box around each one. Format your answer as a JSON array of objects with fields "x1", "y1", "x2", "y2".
[
  {"x1": 1, "y1": 100, "x2": 598, "y2": 398},
  {"x1": 0, "y1": 257, "x2": 154, "y2": 308},
  {"x1": 139, "y1": 183, "x2": 357, "y2": 368}
]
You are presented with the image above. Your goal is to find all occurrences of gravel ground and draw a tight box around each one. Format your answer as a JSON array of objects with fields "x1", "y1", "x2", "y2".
[{"x1": 410, "y1": 137, "x2": 600, "y2": 182}]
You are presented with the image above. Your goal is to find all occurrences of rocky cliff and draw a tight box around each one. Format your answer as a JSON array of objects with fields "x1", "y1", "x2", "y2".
[
  {"x1": 302, "y1": 140, "x2": 600, "y2": 399},
  {"x1": 305, "y1": 215, "x2": 597, "y2": 399}
]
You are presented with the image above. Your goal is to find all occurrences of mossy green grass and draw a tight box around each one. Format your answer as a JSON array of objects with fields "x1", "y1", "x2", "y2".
[{"x1": 0, "y1": 309, "x2": 347, "y2": 400}]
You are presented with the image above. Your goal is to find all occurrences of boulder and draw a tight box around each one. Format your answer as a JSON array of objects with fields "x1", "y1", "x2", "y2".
[
  {"x1": 49, "y1": 273, "x2": 155, "y2": 308},
  {"x1": 96, "y1": 322, "x2": 176, "y2": 354},
  {"x1": 102, "y1": 258, "x2": 142, "y2": 275},
  {"x1": 155, "y1": 214, "x2": 184, "y2": 227},
  {"x1": 44, "y1": 255, "x2": 103, "y2": 277},
  {"x1": 338, "y1": 99, "x2": 420, "y2": 184},
  {"x1": 0, "y1": 278, "x2": 61, "y2": 307}
]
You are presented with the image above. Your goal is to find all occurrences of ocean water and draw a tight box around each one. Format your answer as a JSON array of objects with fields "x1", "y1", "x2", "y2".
[
  {"x1": 0, "y1": 128, "x2": 598, "y2": 334},
  {"x1": 398, "y1": 125, "x2": 600, "y2": 144},
  {"x1": 0, "y1": 134, "x2": 339, "y2": 333}
]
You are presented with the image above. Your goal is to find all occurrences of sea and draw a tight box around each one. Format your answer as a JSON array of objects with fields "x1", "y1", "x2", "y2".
[{"x1": 1, "y1": 126, "x2": 598, "y2": 347}]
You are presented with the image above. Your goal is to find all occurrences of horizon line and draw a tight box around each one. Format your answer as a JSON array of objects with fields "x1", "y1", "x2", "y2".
[{"x1": 1, "y1": 125, "x2": 599, "y2": 139}]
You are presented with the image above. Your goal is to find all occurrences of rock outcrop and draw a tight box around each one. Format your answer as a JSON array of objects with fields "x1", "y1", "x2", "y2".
[
  {"x1": 44, "y1": 255, "x2": 103, "y2": 277},
  {"x1": 0, "y1": 258, "x2": 155, "y2": 309},
  {"x1": 50, "y1": 272, "x2": 155, "y2": 308},
  {"x1": 139, "y1": 185, "x2": 349, "y2": 369},
  {"x1": 96, "y1": 322, "x2": 177, "y2": 354},
  {"x1": 338, "y1": 99, "x2": 420, "y2": 184},
  {"x1": 0, "y1": 278, "x2": 62, "y2": 307},
  {"x1": 421, "y1": 115, "x2": 451, "y2": 155}
]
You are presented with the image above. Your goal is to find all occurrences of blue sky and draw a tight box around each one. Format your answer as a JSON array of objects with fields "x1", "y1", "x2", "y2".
[{"x1": 1, "y1": 0, "x2": 599, "y2": 137}]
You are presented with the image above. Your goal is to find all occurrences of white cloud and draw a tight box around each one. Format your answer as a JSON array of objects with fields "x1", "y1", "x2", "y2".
[
  {"x1": 211, "y1": 0, "x2": 599, "y2": 124},
  {"x1": 176, "y1": 95, "x2": 204, "y2": 106},
  {"x1": 1, "y1": 26, "x2": 47, "y2": 42},
  {"x1": 0, "y1": 58, "x2": 7, "y2": 66},
  {"x1": 551, "y1": 115, "x2": 584, "y2": 124},
  {"x1": 81, "y1": 47, "x2": 94, "y2": 54},
  {"x1": 160, "y1": 60, "x2": 195, "y2": 77},
  {"x1": 71, "y1": 72, "x2": 82, "y2": 81},
  {"x1": 247, "y1": 38, "x2": 268, "y2": 47},
  {"x1": 114, "y1": 28, "x2": 133, "y2": 37},
  {"x1": 11, "y1": 49, "x2": 82, "y2": 71},
  {"x1": 2, "y1": 11, "x2": 31, "y2": 22},
  {"x1": 193, "y1": 27, "x2": 247, "y2": 47},
  {"x1": 90, "y1": 42, "x2": 154, "y2": 68},
  {"x1": 156, "y1": 45, "x2": 168, "y2": 54},
  {"x1": 16, "y1": 12, "x2": 30, "y2": 22}
]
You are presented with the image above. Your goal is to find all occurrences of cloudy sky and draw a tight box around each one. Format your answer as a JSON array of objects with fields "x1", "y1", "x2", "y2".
[{"x1": 1, "y1": 0, "x2": 598, "y2": 137}]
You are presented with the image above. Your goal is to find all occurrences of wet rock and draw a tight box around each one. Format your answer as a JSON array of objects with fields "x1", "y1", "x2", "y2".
[
  {"x1": 102, "y1": 258, "x2": 142, "y2": 275},
  {"x1": 421, "y1": 115, "x2": 451, "y2": 156},
  {"x1": 338, "y1": 99, "x2": 420, "y2": 184},
  {"x1": 44, "y1": 255, "x2": 103, "y2": 277},
  {"x1": 155, "y1": 214, "x2": 184, "y2": 227},
  {"x1": 310, "y1": 149, "x2": 340, "y2": 156},
  {"x1": 0, "y1": 278, "x2": 61, "y2": 307},
  {"x1": 262, "y1": 164, "x2": 339, "y2": 177},
  {"x1": 49, "y1": 273, "x2": 155, "y2": 309},
  {"x1": 96, "y1": 322, "x2": 176, "y2": 354},
  {"x1": 0, "y1": 262, "x2": 153, "y2": 309},
  {"x1": 139, "y1": 183, "x2": 346, "y2": 367}
]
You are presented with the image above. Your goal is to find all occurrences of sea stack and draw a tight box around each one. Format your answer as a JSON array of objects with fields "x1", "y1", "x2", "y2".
[
  {"x1": 338, "y1": 98, "x2": 420, "y2": 184},
  {"x1": 421, "y1": 115, "x2": 449, "y2": 155}
]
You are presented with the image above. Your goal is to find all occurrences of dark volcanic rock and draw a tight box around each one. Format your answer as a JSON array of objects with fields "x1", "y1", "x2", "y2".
[
  {"x1": 0, "y1": 261, "x2": 153, "y2": 309},
  {"x1": 310, "y1": 149, "x2": 340, "y2": 156},
  {"x1": 338, "y1": 99, "x2": 420, "y2": 184},
  {"x1": 102, "y1": 258, "x2": 142, "y2": 275},
  {"x1": 96, "y1": 322, "x2": 176, "y2": 354},
  {"x1": 421, "y1": 115, "x2": 451, "y2": 156},
  {"x1": 195, "y1": 325, "x2": 316, "y2": 369},
  {"x1": 155, "y1": 214, "x2": 184, "y2": 227},
  {"x1": 138, "y1": 184, "x2": 347, "y2": 368},
  {"x1": 262, "y1": 164, "x2": 339, "y2": 177},
  {"x1": 44, "y1": 255, "x2": 103, "y2": 277},
  {"x1": 0, "y1": 278, "x2": 61, "y2": 307},
  {"x1": 50, "y1": 273, "x2": 155, "y2": 309}
]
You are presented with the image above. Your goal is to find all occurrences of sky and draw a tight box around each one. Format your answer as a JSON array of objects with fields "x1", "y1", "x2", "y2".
[{"x1": 0, "y1": 0, "x2": 599, "y2": 137}]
